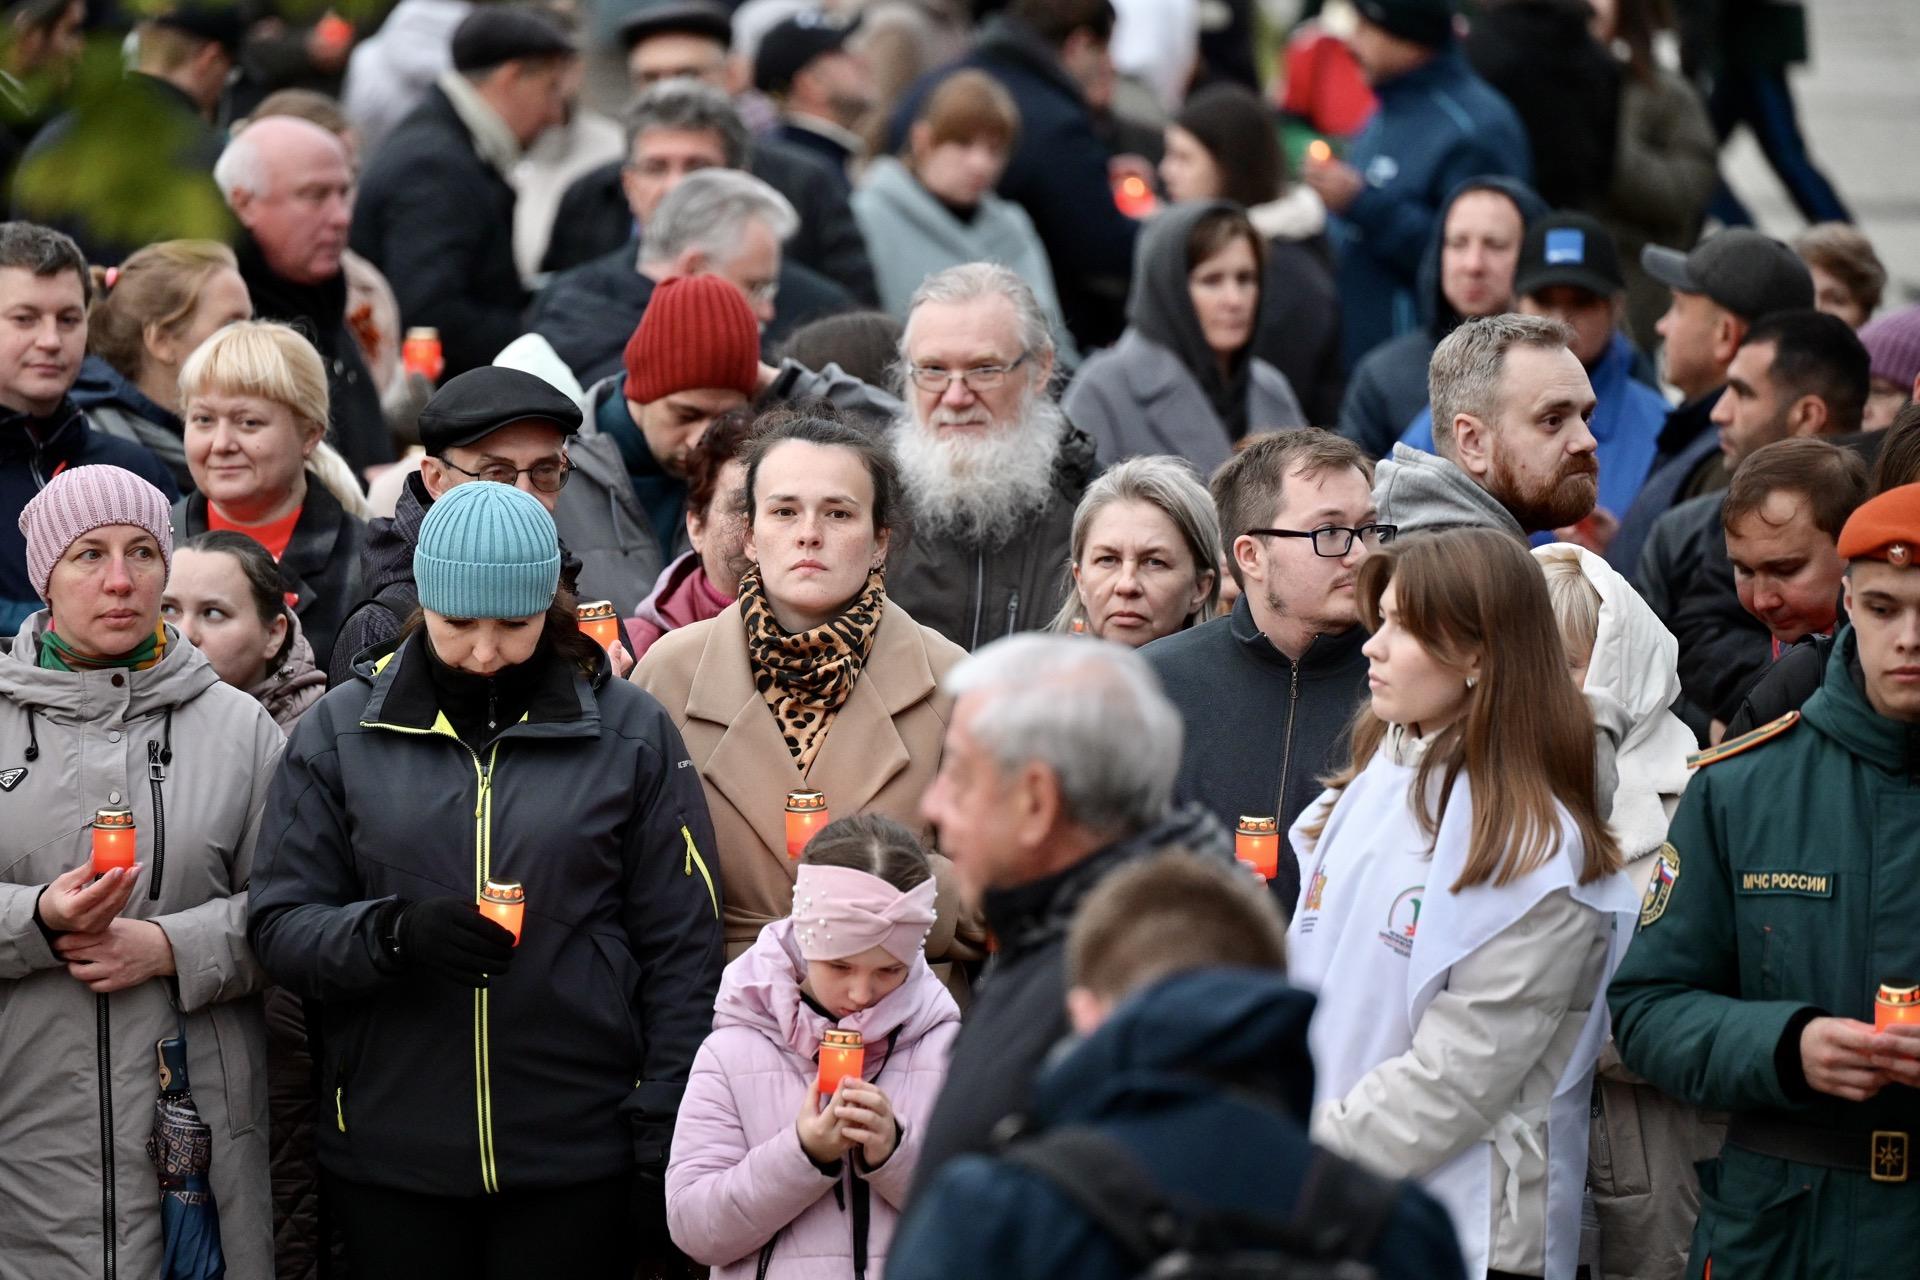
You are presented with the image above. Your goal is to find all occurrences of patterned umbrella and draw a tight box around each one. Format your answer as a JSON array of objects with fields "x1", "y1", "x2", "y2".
[{"x1": 147, "y1": 1031, "x2": 226, "y2": 1280}]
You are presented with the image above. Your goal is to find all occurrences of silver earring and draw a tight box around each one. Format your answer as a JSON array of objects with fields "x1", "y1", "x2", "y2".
[{"x1": 1465, "y1": 675, "x2": 1478, "y2": 690}]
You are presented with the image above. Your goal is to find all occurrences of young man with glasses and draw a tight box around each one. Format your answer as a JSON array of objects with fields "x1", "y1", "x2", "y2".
[
  {"x1": 1143, "y1": 429, "x2": 1387, "y2": 918},
  {"x1": 329, "y1": 365, "x2": 585, "y2": 685}
]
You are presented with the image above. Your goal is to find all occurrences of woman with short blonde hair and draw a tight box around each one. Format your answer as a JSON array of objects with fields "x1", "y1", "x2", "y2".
[
  {"x1": 173, "y1": 321, "x2": 369, "y2": 671},
  {"x1": 1051, "y1": 455, "x2": 1220, "y2": 645}
]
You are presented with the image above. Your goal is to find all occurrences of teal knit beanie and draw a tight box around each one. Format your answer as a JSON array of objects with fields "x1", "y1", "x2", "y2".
[{"x1": 414, "y1": 482, "x2": 562, "y2": 619}]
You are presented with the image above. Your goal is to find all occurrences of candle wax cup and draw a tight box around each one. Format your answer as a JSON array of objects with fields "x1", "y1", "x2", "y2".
[
  {"x1": 785, "y1": 810, "x2": 830, "y2": 860},
  {"x1": 1235, "y1": 834, "x2": 1279, "y2": 881},
  {"x1": 478, "y1": 899, "x2": 524, "y2": 945},
  {"x1": 817, "y1": 1045, "x2": 865, "y2": 1095},
  {"x1": 1876, "y1": 1002, "x2": 1920, "y2": 1031},
  {"x1": 91, "y1": 827, "x2": 137, "y2": 876},
  {"x1": 582, "y1": 616, "x2": 621, "y2": 651}
]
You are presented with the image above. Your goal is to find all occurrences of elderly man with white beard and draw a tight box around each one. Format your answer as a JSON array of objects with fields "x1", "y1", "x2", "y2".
[{"x1": 885, "y1": 263, "x2": 1100, "y2": 651}]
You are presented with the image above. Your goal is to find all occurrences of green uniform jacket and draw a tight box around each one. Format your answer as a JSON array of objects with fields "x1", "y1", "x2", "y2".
[{"x1": 1608, "y1": 631, "x2": 1920, "y2": 1278}]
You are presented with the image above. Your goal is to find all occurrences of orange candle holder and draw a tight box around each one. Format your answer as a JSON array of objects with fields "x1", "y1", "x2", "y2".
[
  {"x1": 91, "y1": 807, "x2": 136, "y2": 876},
  {"x1": 1876, "y1": 982, "x2": 1920, "y2": 1031},
  {"x1": 401, "y1": 327, "x2": 444, "y2": 382},
  {"x1": 1307, "y1": 138, "x2": 1333, "y2": 165},
  {"x1": 1235, "y1": 816, "x2": 1280, "y2": 882},
  {"x1": 817, "y1": 1029, "x2": 865, "y2": 1095},
  {"x1": 577, "y1": 600, "x2": 622, "y2": 652},
  {"x1": 1113, "y1": 173, "x2": 1158, "y2": 219},
  {"x1": 478, "y1": 879, "x2": 525, "y2": 945},
  {"x1": 785, "y1": 790, "x2": 830, "y2": 861}
]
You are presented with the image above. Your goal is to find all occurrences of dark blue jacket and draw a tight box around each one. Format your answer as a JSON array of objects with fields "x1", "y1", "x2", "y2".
[
  {"x1": 889, "y1": 970, "x2": 1465, "y2": 1280},
  {"x1": 1333, "y1": 46, "x2": 1531, "y2": 367},
  {"x1": 1, "y1": 402, "x2": 178, "y2": 635},
  {"x1": 1606, "y1": 392, "x2": 1722, "y2": 576},
  {"x1": 890, "y1": 15, "x2": 1138, "y2": 351}
]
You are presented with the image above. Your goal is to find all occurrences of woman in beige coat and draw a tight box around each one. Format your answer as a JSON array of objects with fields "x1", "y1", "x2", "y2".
[{"x1": 635, "y1": 414, "x2": 984, "y2": 991}]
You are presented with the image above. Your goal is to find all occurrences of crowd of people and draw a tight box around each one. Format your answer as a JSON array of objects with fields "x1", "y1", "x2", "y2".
[{"x1": 1, "y1": 0, "x2": 1916, "y2": 1278}]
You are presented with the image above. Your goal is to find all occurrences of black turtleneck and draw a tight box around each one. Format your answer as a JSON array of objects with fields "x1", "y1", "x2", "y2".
[{"x1": 423, "y1": 633, "x2": 549, "y2": 750}]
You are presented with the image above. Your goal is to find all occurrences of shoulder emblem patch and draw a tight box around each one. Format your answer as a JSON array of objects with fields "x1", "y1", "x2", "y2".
[
  {"x1": 1640, "y1": 843, "x2": 1680, "y2": 928},
  {"x1": 1687, "y1": 710, "x2": 1800, "y2": 770},
  {"x1": 0, "y1": 766, "x2": 23, "y2": 791}
]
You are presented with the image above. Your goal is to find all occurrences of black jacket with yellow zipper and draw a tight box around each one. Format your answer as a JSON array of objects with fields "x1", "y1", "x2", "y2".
[{"x1": 249, "y1": 629, "x2": 725, "y2": 1195}]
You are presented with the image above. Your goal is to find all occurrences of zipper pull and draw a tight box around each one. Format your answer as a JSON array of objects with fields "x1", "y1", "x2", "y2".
[{"x1": 148, "y1": 740, "x2": 165, "y2": 781}]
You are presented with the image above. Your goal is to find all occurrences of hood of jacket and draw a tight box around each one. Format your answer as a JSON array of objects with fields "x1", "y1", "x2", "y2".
[
  {"x1": 1802, "y1": 626, "x2": 1920, "y2": 779},
  {"x1": 1031, "y1": 968, "x2": 1318, "y2": 1126},
  {"x1": 355, "y1": 0, "x2": 470, "y2": 84},
  {"x1": 1533, "y1": 543, "x2": 1693, "y2": 861},
  {"x1": 1373, "y1": 443, "x2": 1526, "y2": 539},
  {"x1": 1128, "y1": 199, "x2": 1261, "y2": 434},
  {"x1": 247, "y1": 613, "x2": 327, "y2": 731},
  {"x1": 361, "y1": 469, "x2": 431, "y2": 601},
  {"x1": 0, "y1": 612, "x2": 220, "y2": 718},
  {"x1": 70, "y1": 354, "x2": 181, "y2": 436},
  {"x1": 713, "y1": 916, "x2": 960, "y2": 1063},
  {"x1": 1414, "y1": 175, "x2": 1547, "y2": 336},
  {"x1": 1248, "y1": 185, "x2": 1327, "y2": 243},
  {"x1": 635, "y1": 548, "x2": 732, "y2": 635},
  {"x1": 982, "y1": 804, "x2": 1232, "y2": 958},
  {"x1": 856, "y1": 155, "x2": 1038, "y2": 259}
]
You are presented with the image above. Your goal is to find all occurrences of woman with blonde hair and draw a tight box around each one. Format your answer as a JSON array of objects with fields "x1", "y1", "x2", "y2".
[
  {"x1": 1051, "y1": 455, "x2": 1220, "y2": 646},
  {"x1": 75, "y1": 239, "x2": 253, "y2": 489},
  {"x1": 172, "y1": 321, "x2": 368, "y2": 671},
  {"x1": 1287, "y1": 528, "x2": 1640, "y2": 1280}
]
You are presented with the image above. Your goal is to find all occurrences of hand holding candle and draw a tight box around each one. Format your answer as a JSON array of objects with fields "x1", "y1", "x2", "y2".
[
  {"x1": 91, "y1": 807, "x2": 136, "y2": 877},
  {"x1": 1235, "y1": 816, "x2": 1280, "y2": 881},
  {"x1": 831, "y1": 1077, "x2": 899, "y2": 1169},
  {"x1": 478, "y1": 880, "x2": 525, "y2": 945},
  {"x1": 786, "y1": 790, "x2": 830, "y2": 860},
  {"x1": 38, "y1": 858, "x2": 139, "y2": 934},
  {"x1": 817, "y1": 1029, "x2": 865, "y2": 1095}
]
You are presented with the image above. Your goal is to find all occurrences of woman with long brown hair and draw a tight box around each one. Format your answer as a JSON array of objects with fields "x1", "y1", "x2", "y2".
[{"x1": 1286, "y1": 528, "x2": 1640, "y2": 1280}]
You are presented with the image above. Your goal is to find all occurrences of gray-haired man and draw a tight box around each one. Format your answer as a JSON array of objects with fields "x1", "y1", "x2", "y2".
[
  {"x1": 1373, "y1": 312, "x2": 1599, "y2": 540},
  {"x1": 912, "y1": 633, "x2": 1230, "y2": 1192}
]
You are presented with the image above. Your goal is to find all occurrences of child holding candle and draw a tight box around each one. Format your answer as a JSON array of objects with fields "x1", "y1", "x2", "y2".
[{"x1": 668, "y1": 815, "x2": 959, "y2": 1279}]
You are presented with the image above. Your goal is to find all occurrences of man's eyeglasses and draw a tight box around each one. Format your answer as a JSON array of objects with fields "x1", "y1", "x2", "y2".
[
  {"x1": 442, "y1": 458, "x2": 573, "y2": 493},
  {"x1": 1247, "y1": 523, "x2": 1398, "y2": 558},
  {"x1": 905, "y1": 351, "x2": 1031, "y2": 394}
]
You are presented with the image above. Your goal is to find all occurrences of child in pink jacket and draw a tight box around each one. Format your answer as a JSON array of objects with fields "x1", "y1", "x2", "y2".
[{"x1": 667, "y1": 815, "x2": 961, "y2": 1279}]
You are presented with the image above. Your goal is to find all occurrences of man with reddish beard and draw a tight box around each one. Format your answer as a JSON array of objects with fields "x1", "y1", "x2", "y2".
[
  {"x1": 885, "y1": 262, "x2": 1099, "y2": 651},
  {"x1": 1373, "y1": 312, "x2": 1599, "y2": 542},
  {"x1": 217, "y1": 115, "x2": 393, "y2": 479}
]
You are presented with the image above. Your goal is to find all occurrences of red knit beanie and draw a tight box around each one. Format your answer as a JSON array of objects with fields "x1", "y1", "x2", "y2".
[{"x1": 623, "y1": 276, "x2": 762, "y2": 404}]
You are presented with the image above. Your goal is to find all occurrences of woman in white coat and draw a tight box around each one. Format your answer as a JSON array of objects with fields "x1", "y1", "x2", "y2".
[
  {"x1": 1534, "y1": 544, "x2": 1724, "y2": 1280},
  {"x1": 1287, "y1": 528, "x2": 1639, "y2": 1280}
]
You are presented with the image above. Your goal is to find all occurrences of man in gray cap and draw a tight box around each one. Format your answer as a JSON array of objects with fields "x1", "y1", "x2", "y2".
[
  {"x1": 1607, "y1": 227, "x2": 1816, "y2": 574},
  {"x1": 329, "y1": 366, "x2": 586, "y2": 683},
  {"x1": 351, "y1": 5, "x2": 577, "y2": 378}
]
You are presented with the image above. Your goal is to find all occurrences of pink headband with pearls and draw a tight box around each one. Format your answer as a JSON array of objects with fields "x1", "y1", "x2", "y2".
[{"x1": 791, "y1": 864, "x2": 938, "y2": 964}]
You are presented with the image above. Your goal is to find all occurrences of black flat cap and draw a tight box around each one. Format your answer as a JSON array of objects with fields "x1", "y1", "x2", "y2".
[
  {"x1": 619, "y1": 0, "x2": 732, "y2": 51},
  {"x1": 754, "y1": 10, "x2": 861, "y2": 96},
  {"x1": 1641, "y1": 229, "x2": 1814, "y2": 324},
  {"x1": 451, "y1": 6, "x2": 576, "y2": 74},
  {"x1": 419, "y1": 367, "x2": 583, "y2": 455},
  {"x1": 150, "y1": 3, "x2": 246, "y2": 54}
]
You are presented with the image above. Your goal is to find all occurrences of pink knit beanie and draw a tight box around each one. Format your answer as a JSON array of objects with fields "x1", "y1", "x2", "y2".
[
  {"x1": 1860, "y1": 304, "x2": 1920, "y2": 391},
  {"x1": 18, "y1": 465, "x2": 174, "y2": 600},
  {"x1": 623, "y1": 275, "x2": 762, "y2": 405}
]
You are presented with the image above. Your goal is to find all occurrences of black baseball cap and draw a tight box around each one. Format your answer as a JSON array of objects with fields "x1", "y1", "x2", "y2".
[
  {"x1": 1641, "y1": 229, "x2": 1815, "y2": 323},
  {"x1": 753, "y1": 10, "x2": 859, "y2": 96},
  {"x1": 150, "y1": 3, "x2": 246, "y2": 54},
  {"x1": 1515, "y1": 213, "x2": 1624, "y2": 300},
  {"x1": 1350, "y1": 0, "x2": 1455, "y2": 48},
  {"x1": 450, "y1": 6, "x2": 576, "y2": 74},
  {"x1": 619, "y1": 0, "x2": 733, "y2": 52},
  {"x1": 419, "y1": 367, "x2": 583, "y2": 455}
]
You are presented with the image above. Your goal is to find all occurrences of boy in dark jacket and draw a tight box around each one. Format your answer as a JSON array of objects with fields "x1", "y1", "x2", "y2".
[{"x1": 889, "y1": 852, "x2": 1464, "y2": 1280}]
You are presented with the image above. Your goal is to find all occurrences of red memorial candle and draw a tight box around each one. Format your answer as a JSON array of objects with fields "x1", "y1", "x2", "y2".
[
  {"x1": 785, "y1": 790, "x2": 830, "y2": 861},
  {"x1": 401, "y1": 327, "x2": 444, "y2": 382},
  {"x1": 1877, "y1": 983, "x2": 1920, "y2": 1031},
  {"x1": 91, "y1": 807, "x2": 136, "y2": 876},
  {"x1": 1235, "y1": 815, "x2": 1280, "y2": 882},
  {"x1": 817, "y1": 1029, "x2": 865, "y2": 1096},
  {"x1": 577, "y1": 600, "x2": 622, "y2": 653},
  {"x1": 478, "y1": 879, "x2": 525, "y2": 945}
]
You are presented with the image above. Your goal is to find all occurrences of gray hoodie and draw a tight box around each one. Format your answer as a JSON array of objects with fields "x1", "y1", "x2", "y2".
[
  {"x1": 1372, "y1": 443, "x2": 1526, "y2": 541},
  {"x1": 0, "y1": 615, "x2": 283, "y2": 1280}
]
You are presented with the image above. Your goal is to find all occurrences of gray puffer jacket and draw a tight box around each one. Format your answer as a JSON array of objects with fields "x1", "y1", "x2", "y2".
[{"x1": 0, "y1": 615, "x2": 284, "y2": 1280}]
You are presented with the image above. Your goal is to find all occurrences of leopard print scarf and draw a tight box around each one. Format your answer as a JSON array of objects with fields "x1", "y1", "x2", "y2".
[{"x1": 739, "y1": 564, "x2": 886, "y2": 771}]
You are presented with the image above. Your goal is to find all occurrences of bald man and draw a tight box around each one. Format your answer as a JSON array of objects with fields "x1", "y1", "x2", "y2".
[{"x1": 216, "y1": 115, "x2": 394, "y2": 476}]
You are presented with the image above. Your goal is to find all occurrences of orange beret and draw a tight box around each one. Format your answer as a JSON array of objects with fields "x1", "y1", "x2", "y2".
[{"x1": 1837, "y1": 482, "x2": 1920, "y2": 565}]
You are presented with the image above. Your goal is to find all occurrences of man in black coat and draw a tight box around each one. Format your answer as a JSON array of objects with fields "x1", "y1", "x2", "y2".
[
  {"x1": 349, "y1": 7, "x2": 576, "y2": 378},
  {"x1": 912, "y1": 634, "x2": 1231, "y2": 1194},
  {"x1": 889, "y1": 0, "x2": 1138, "y2": 352},
  {"x1": 539, "y1": 0, "x2": 878, "y2": 306},
  {"x1": 1142, "y1": 430, "x2": 1378, "y2": 919},
  {"x1": 219, "y1": 115, "x2": 393, "y2": 479}
]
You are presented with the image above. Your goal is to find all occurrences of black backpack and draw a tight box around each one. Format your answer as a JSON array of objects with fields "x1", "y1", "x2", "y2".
[{"x1": 1002, "y1": 1126, "x2": 1400, "y2": 1279}]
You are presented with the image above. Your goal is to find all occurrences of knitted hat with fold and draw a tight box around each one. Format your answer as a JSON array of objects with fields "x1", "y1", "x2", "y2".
[
  {"x1": 18, "y1": 465, "x2": 173, "y2": 601},
  {"x1": 413, "y1": 481, "x2": 561, "y2": 619},
  {"x1": 623, "y1": 275, "x2": 761, "y2": 405},
  {"x1": 1859, "y1": 305, "x2": 1920, "y2": 392}
]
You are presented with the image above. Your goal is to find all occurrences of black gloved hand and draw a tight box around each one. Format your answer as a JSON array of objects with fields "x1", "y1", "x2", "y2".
[
  {"x1": 631, "y1": 1162, "x2": 688, "y2": 1276},
  {"x1": 393, "y1": 897, "x2": 515, "y2": 986}
]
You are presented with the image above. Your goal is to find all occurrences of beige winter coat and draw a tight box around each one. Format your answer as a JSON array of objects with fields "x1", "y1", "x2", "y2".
[{"x1": 0, "y1": 615, "x2": 284, "y2": 1280}]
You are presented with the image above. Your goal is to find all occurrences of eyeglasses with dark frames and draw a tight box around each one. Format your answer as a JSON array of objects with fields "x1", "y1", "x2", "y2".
[
  {"x1": 440, "y1": 458, "x2": 573, "y2": 493},
  {"x1": 1246, "y1": 523, "x2": 1398, "y2": 558}
]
